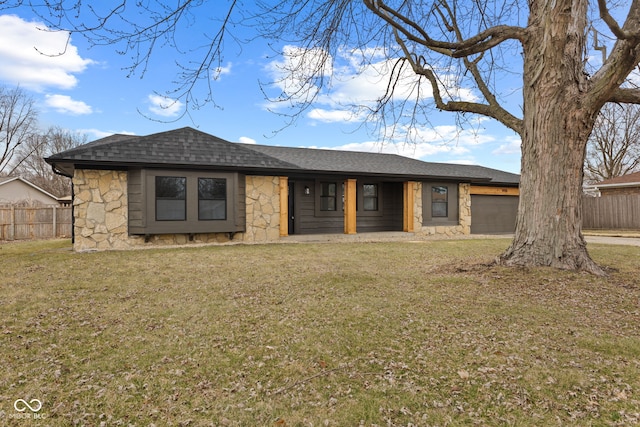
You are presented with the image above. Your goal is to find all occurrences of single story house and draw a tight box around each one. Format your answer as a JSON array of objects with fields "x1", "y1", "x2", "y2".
[
  {"x1": 0, "y1": 176, "x2": 63, "y2": 206},
  {"x1": 590, "y1": 171, "x2": 640, "y2": 196},
  {"x1": 45, "y1": 127, "x2": 520, "y2": 251}
]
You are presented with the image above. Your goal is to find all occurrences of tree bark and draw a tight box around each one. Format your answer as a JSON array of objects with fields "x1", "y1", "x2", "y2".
[{"x1": 499, "y1": 0, "x2": 605, "y2": 275}]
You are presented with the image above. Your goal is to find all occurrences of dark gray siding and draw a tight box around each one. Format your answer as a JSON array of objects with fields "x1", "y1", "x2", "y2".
[
  {"x1": 236, "y1": 174, "x2": 246, "y2": 231},
  {"x1": 470, "y1": 195, "x2": 518, "y2": 234},
  {"x1": 293, "y1": 179, "x2": 343, "y2": 234},
  {"x1": 127, "y1": 169, "x2": 144, "y2": 231},
  {"x1": 292, "y1": 179, "x2": 403, "y2": 235},
  {"x1": 357, "y1": 182, "x2": 403, "y2": 232},
  {"x1": 422, "y1": 182, "x2": 460, "y2": 226},
  {"x1": 128, "y1": 169, "x2": 245, "y2": 235}
]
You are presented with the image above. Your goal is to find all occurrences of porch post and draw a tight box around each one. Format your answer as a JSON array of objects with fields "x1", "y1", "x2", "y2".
[
  {"x1": 403, "y1": 181, "x2": 415, "y2": 232},
  {"x1": 279, "y1": 176, "x2": 288, "y2": 237},
  {"x1": 344, "y1": 178, "x2": 357, "y2": 234}
]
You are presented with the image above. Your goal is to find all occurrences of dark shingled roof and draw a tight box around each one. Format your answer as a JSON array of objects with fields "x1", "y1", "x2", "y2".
[
  {"x1": 47, "y1": 127, "x2": 298, "y2": 171},
  {"x1": 46, "y1": 127, "x2": 519, "y2": 184}
]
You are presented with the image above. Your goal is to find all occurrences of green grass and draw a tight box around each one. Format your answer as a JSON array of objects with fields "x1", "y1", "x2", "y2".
[{"x1": 1, "y1": 238, "x2": 639, "y2": 426}]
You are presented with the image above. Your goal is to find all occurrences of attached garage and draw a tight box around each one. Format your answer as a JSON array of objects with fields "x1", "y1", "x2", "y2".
[{"x1": 470, "y1": 186, "x2": 519, "y2": 234}]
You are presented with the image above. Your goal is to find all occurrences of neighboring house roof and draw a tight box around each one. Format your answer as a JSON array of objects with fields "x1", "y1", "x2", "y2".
[
  {"x1": 593, "y1": 171, "x2": 640, "y2": 188},
  {"x1": 46, "y1": 127, "x2": 520, "y2": 185},
  {"x1": 0, "y1": 176, "x2": 60, "y2": 205}
]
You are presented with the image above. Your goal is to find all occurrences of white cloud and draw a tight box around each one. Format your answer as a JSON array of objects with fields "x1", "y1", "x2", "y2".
[
  {"x1": 44, "y1": 94, "x2": 93, "y2": 115},
  {"x1": 307, "y1": 108, "x2": 360, "y2": 123},
  {"x1": 265, "y1": 45, "x2": 478, "y2": 125},
  {"x1": 493, "y1": 135, "x2": 521, "y2": 155},
  {"x1": 0, "y1": 14, "x2": 94, "y2": 90},
  {"x1": 311, "y1": 122, "x2": 494, "y2": 163},
  {"x1": 212, "y1": 62, "x2": 232, "y2": 81},
  {"x1": 238, "y1": 136, "x2": 256, "y2": 144},
  {"x1": 147, "y1": 94, "x2": 184, "y2": 117},
  {"x1": 78, "y1": 129, "x2": 137, "y2": 140}
]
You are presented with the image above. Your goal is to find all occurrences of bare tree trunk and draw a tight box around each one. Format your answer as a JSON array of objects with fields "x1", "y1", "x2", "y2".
[{"x1": 499, "y1": 0, "x2": 605, "y2": 275}]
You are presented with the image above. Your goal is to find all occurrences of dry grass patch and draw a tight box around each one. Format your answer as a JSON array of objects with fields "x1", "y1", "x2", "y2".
[{"x1": 0, "y1": 238, "x2": 639, "y2": 426}]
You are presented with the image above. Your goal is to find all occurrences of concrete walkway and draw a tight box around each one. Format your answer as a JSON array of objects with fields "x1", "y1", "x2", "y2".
[
  {"x1": 282, "y1": 231, "x2": 640, "y2": 247},
  {"x1": 584, "y1": 235, "x2": 640, "y2": 247}
]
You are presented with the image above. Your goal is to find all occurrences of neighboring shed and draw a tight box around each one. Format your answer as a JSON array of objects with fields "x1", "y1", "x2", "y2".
[
  {"x1": 45, "y1": 127, "x2": 520, "y2": 251},
  {"x1": 0, "y1": 176, "x2": 61, "y2": 206}
]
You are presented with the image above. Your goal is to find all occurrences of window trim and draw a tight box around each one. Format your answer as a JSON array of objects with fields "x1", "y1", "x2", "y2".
[
  {"x1": 198, "y1": 177, "x2": 227, "y2": 221},
  {"x1": 155, "y1": 176, "x2": 187, "y2": 221},
  {"x1": 134, "y1": 169, "x2": 244, "y2": 235},
  {"x1": 319, "y1": 182, "x2": 338, "y2": 212},
  {"x1": 431, "y1": 185, "x2": 448, "y2": 218},
  {"x1": 362, "y1": 183, "x2": 379, "y2": 212},
  {"x1": 314, "y1": 179, "x2": 384, "y2": 217},
  {"x1": 357, "y1": 182, "x2": 383, "y2": 217},
  {"x1": 422, "y1": 182, "x2": 459, "y2": 225}
]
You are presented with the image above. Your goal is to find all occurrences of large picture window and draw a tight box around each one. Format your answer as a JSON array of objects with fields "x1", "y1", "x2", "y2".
[
  {"x1": 156, "y1": 176, "x2": 186, "y2": 220},
  {"x1": 198, "y1": 178, "x2": 227, "y2": 220}
]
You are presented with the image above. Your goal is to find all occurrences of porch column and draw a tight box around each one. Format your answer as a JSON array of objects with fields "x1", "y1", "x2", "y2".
[
  {"x1": 279, "y1": 176, "x2": 288, "y2": 237},
  {"x1": 403, "y1": 181, "x2": 415, "y2": 232},
  {"x1": 344, "y1": 178, "x2": 357, "y2": 234}
]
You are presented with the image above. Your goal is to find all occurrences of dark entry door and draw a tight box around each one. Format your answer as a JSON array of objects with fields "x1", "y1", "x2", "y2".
[{"x1": 288, "y1": 181, "x2": 295, "y2": 234}]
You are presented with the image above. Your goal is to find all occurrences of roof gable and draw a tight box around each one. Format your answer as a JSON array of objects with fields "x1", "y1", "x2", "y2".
[{"x1": 0, "y1": 176, "x2": 60, "y2": 203}]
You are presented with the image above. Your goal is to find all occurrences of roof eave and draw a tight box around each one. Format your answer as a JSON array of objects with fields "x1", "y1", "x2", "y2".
[
  {"x1": 44, "y1": 159, "x2": 515, "y2": 185},
  {"x1": 594, "y1": 182, "x2": 640, "y2": 190}
]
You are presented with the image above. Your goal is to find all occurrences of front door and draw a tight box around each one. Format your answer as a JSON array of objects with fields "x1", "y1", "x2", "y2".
[{"x1": 288, "y1": 181, "x2": 295, "y2": 234}]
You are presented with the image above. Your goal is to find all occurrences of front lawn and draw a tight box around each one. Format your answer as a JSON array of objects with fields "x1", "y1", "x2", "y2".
[{"x1": 1, "y1": 239, "x2": 639, "y2": 426}]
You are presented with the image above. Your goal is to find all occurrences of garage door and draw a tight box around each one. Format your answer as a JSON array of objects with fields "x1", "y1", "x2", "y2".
[{"x1": 471, "y1": 195, "x2": 518, "y2": 234}]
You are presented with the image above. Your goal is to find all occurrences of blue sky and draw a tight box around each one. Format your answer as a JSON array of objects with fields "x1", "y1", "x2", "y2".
[{"x1": 0, "y1": 8, "x2": 523, "y2": 174}]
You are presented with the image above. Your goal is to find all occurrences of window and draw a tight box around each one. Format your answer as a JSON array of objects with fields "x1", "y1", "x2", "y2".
[
  {"x1": 198, "y1": 178, "x2": 226, "y2": 220},
  {"x1": 421, "y1": 182, "x2": 459, "y2": 224},
  {"x1": 432, "y1": 186, "x2": 448, "y2": 217},
  {"x1": 320, "y1": 182, "x2": 337, "y2": 211},
  {"x1": 363, "y1": 184, "x2": 378, "y2": 211},
  {"x1": 129, "y1": 170, "x2": 245, "y2": 235},
  {"x1": 156, "y1": 176, "x2": 186, "y2": 220}
]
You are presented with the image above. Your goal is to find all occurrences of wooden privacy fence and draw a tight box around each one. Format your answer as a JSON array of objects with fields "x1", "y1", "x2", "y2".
[
  {"x1": 0, "y1": 206, "x2": 72, "y2": 241},
  {"x1": 582, "y1": 195, "x2": 640, "y2": 230}
]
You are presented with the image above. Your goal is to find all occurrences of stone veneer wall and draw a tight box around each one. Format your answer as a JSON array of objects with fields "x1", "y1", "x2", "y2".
[
  {"x1": 413, "y1": 182, "x2": 471, "y2": 237},
  {"x1": 241, "y1": 176, "x2": 281, "y2": 242},
  {"x1": 72, "y1": 170, "x2": 281, "y2": 251},
  {"x1": 73, "y1": 170, "x2": 130, "y2": 251}
]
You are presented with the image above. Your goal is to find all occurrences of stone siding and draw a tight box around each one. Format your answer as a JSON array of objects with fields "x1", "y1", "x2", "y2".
[
  {"x1": 242, "y1": 176, "x2": 281, "y2": 242},
  {"x1": 72, "y1": 170, "x2": 281, "y2": 251},
  {"x1": 72, "y1": 169, "x2": 471, "y2": 251},
  {"x1": 73, "y1": 170, "x2": 130, "y2": 251},
  {"x1": 414, "y1": 182, "x2": 471, "y2": 237}
]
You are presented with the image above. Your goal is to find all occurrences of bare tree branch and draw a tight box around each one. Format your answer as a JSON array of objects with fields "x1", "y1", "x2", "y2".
[
  {"x1": 597, "y1": 0, "x2": 637, "y2": 41},
  {"x1": 608, "y1": 87, "x2": 640, "y2": 104},
  {"x1": 0, "y1": 86, "x2": 39, "y2": 175},
  {"x1": 585, "y1": 103, "x2": 640, "y2": 182}
]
